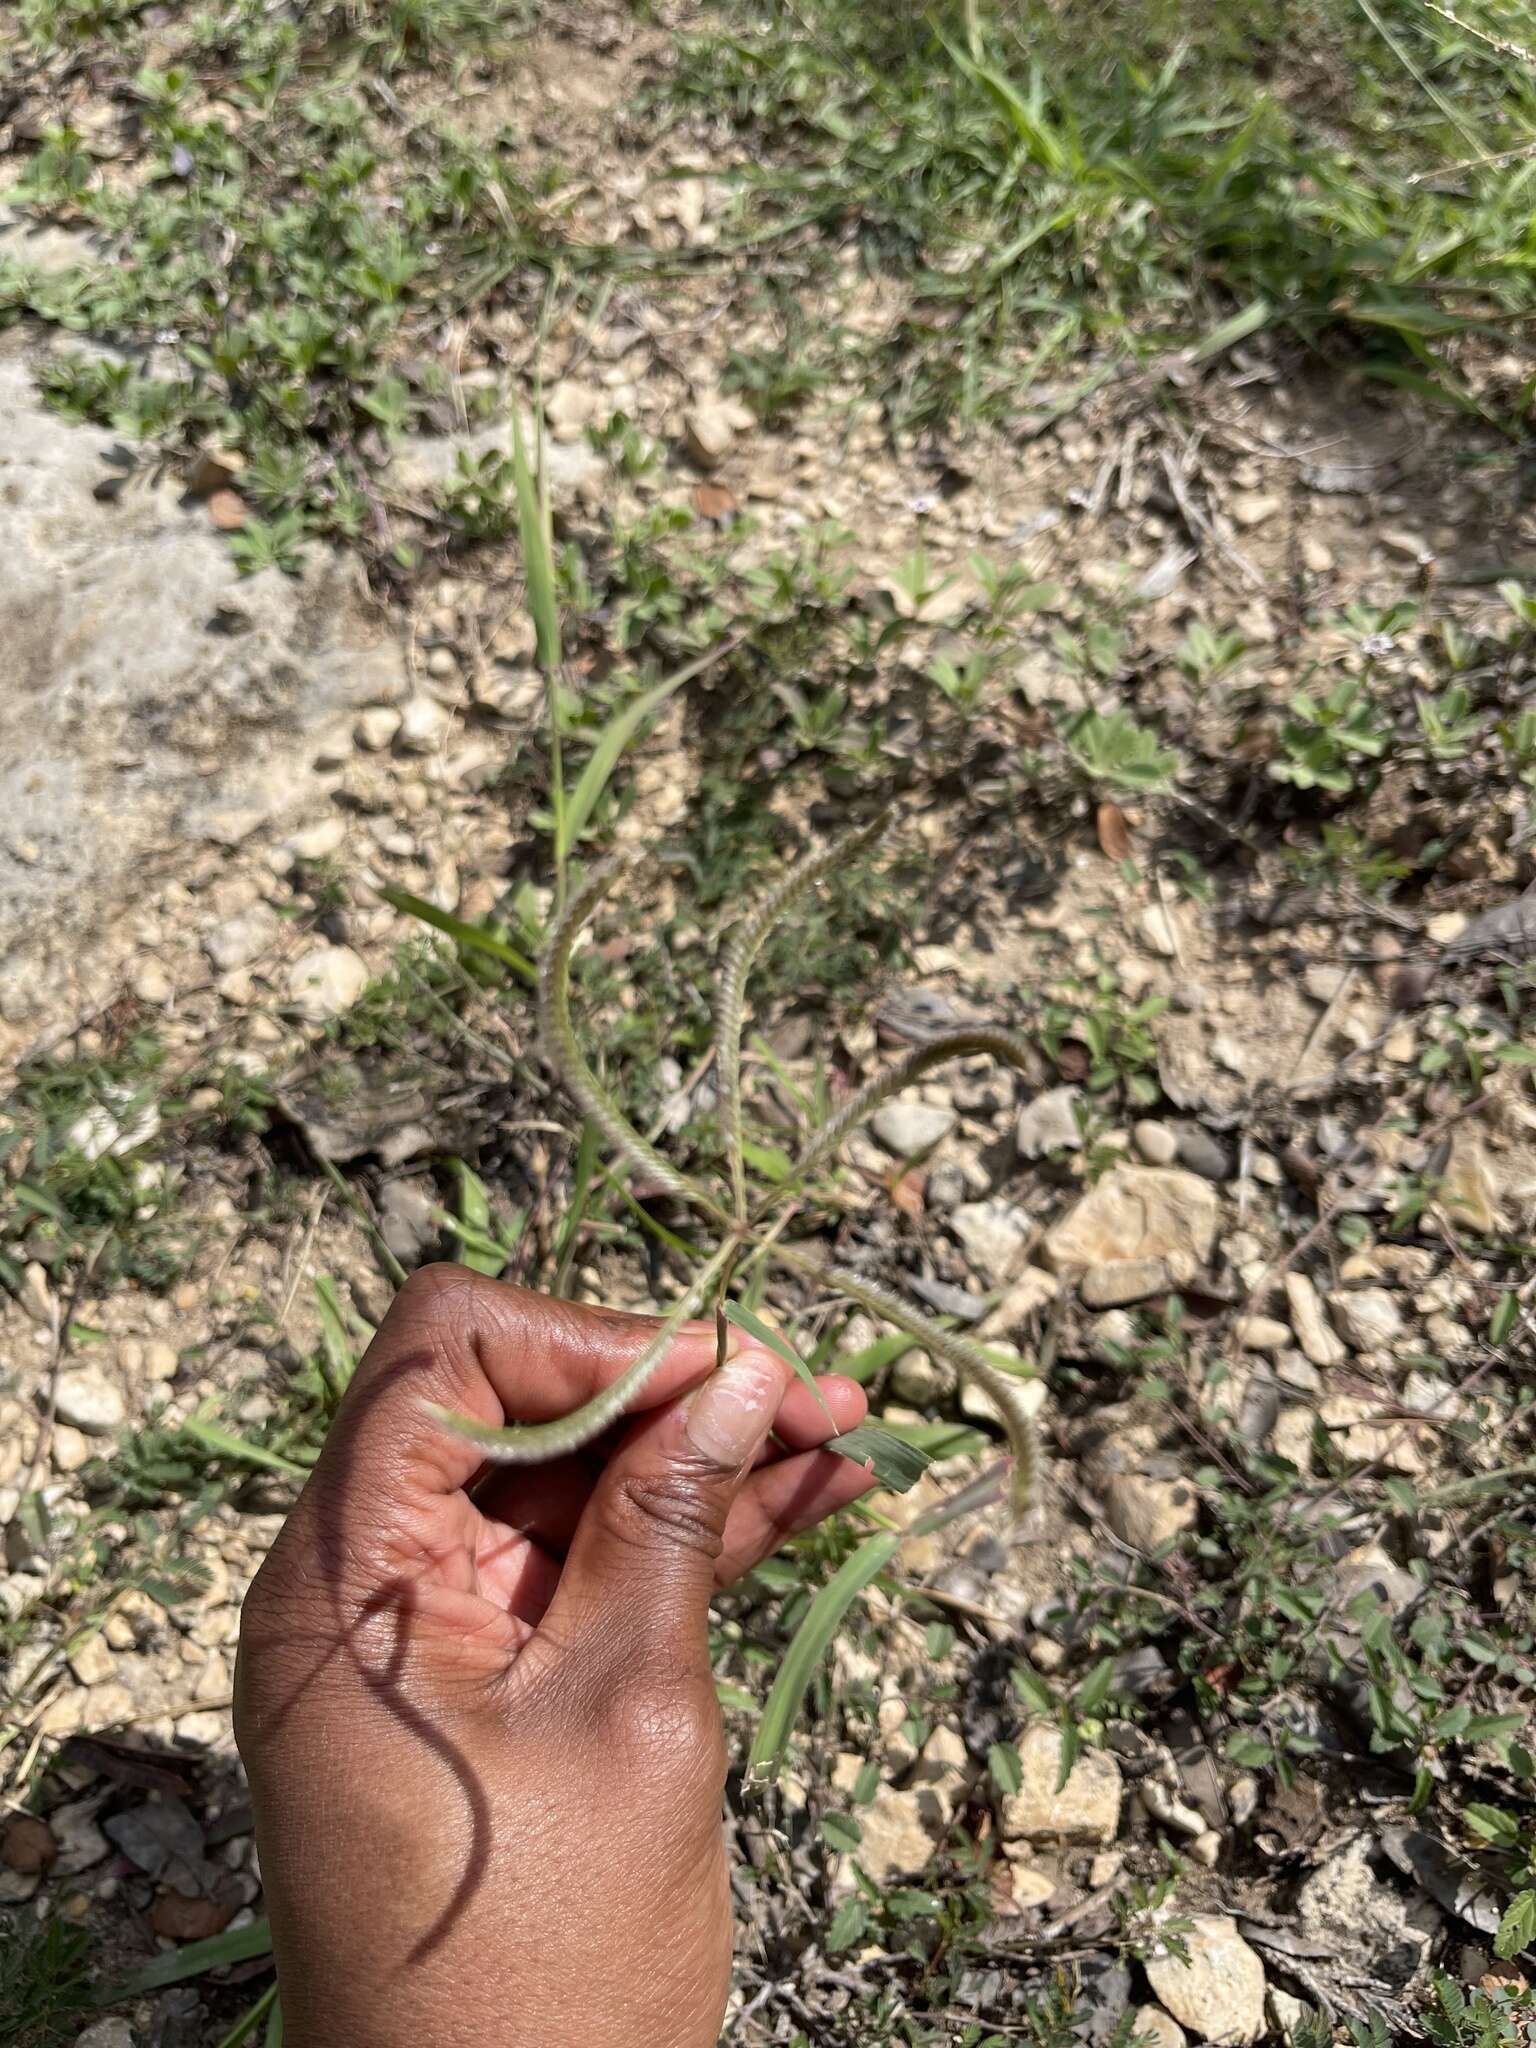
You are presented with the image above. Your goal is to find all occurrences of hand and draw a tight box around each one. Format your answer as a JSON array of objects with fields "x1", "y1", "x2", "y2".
[{"x1": 235, "y1": 1265, "x2": 877, "y2": 2048}]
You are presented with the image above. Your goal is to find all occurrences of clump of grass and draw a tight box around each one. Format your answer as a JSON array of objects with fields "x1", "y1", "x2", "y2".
[
  {"x1": 0, "y1": 0, "x2": 596, "y2": 575},
  {"x1": 658, "y1": 0, "x2": 1536, "y2": 428}
]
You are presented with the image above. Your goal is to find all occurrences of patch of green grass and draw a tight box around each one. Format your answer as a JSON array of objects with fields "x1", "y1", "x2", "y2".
[
  {"x1": 0, "y1": 1914, "x2": 93, "y2": 2048},
  {"x1": 659, "y1": 0, "x2": 1536, "y2": 429},
  {"x1": 0, "y1": 0, "x2": 618, "y2": 575}
]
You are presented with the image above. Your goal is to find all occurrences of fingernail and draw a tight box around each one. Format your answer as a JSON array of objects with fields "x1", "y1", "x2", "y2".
[{"x1": 684, "y1": 1342, "x2": 782, "y2": 1469}]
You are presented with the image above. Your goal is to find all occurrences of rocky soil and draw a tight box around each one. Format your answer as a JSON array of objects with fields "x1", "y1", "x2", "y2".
[{"x1": 2, "y1": 4, "x2": 1535, "y2": 2044}]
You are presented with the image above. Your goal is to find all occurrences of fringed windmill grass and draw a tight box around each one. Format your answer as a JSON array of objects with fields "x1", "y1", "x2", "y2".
[{"x1": 425, "y1": 812, "x2": 1044, "y2": 1522}]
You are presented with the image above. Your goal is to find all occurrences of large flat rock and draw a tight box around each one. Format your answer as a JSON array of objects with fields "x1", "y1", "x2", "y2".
[{"x1": 0, "y1": 342, "x2": 406, "y2": 994}]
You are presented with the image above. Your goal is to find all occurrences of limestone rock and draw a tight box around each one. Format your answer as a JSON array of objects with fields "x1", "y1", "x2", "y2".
[
  {"x1": 1133, "y1": 1120, "x2": 1179, "y2": 1166},
  {"x1": 1044, "y1": 1167, "x2": 1217, "y2": 1272},
  {"x1": 848, "y1": 1784, "x2": 938, "y2": 1883},
  {"x1": 0, "y1": 357, "x2": 406, "y2": 979},
  {"x1": 1329, "y1": 1286, "x2": 1405, "y2": 1351},
  {"x1": 1145, "y1": 1916, "x2": 1266, "y2": 2045},
  {"x1": 1103, "y1": 1471, "x2": 1198, "y2": 1550},
  {"x1": 871, "y1": 1098, "x2": 955, "y2": 1157},
  {"x1": 53, "y1": 1367, "x2": 125, "y2": 1436},
  {"x1": 1297, "y1": 1834, "x2": 1440, "y2": 1988},
  {"x1": 1016, "y1": 1086, "x2": 1083, "y2": 1158},
  {"x1": 203, "y1": 904, "x2": 278, "y2": 973},
  {"x1": 684, "y1": 404, "x2": 735, "y2": 469},
  {"x1": 1002, "y1": 1723, "x2": 1122, "y2": 1846},
  {"x1": 286, "y1": 943, "x2": 369, "y2": 1023},
  {"x1": 1131, "y1": 2009, "x2": 1187, "y2": 2048},
  {"x1": 950, "y1": 1199, "x2": 1030, "y2": 1283},
  {"x1": 1286, "y1": 1272, "x2": 1346, "y2": 1368}
]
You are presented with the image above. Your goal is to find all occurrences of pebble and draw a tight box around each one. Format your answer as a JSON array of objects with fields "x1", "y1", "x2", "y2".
[
  {"x1": 51, "y1": 1425, "x2": 91, "y2": 1473},
  {"x1": 142, "y1": 1340, "x2": 178, "y2": 1382},
  {"x1": 1329, "y1": 1286, "x2": 1405, "y2": 1351},
  {"x1": 131, "y1": 962, "x2": 174, "y2": 1006},
  {"x1": 355, "y1": 705, "x2": 402, "y2": 750},
  {"x1": 871, "y1": 1098, "x2": 956, "y2": 1157},
  {"x1": 1300, "y1": 534, "x2": 1335, "y2": 574},
  {"x1": 203, "y1": 904, "x2": 278, "y2": 973},
  {"x1": 1173, "y1": 1125, "x2": 1231, "y2": 1182},
  {"x1": 1044, "y1": 1167, "x2": 1217, "y2": 1271},
  {"x1": 286, "y1": 815, "x2": 348, "y2": 861},
  {"x1": 1002, "y1": 1723, "x2": 1123, "y2": 1847},
  {"x1": 1015, "y1": 1086, "x2": 1083, "y2": 1158},
  {"x1": 74, "y1": 2022, "x2": 134, "y2": 2048},
  {"x1": 1145, "y1": 1915, "x2": 1266, "y2": 2045},
  {"x1": 1103, "y1": 1471, "x2": 1198, "y2": 1550},
  {"x1": 684, "y1": 403, "x2": 735, "y2": 469},
  {"x1": 397, "y1": 695, "x2": 452, "y2": 753},
  {"x1": 1234, "y1": 1315, "x2": 1290, "y2": 1352},
  {"x1": 67, "y1": 1633, "x2": 116, "y2": 1687},
  {"x1": 949, "y1": 1199, "x2": 1030, "y2": 1284},
  {"x1": 1230, "y1": 490, "x2": 1283, "y2": 529},
  {"x1": 890, "y1": 1352, "x2": 956, "y2": 1405},
  {"x1": 1133, "y1": 1120, "x2": 1179, "y2": 1166},
  {"x1": 286, "y1": 943, "x2": 370, "y2": 1023},
  {"x1": 1138, "y1": 903, "x2": 1179, "y2": 957},
  {"x1": 53, "y1": 1368, "x2": 126, "y2": 1436},
  {"x1": 843, "y1": 1784, "x2": 938, "y2": 1883},
  {"x1": 1285, "y1": 1273, "x2": 1346, "y2": 1367}
]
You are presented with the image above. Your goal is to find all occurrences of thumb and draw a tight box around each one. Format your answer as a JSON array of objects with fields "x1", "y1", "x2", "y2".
[{"x1": 544, "y1": 1333, "x2": 791, "y2": 1676}]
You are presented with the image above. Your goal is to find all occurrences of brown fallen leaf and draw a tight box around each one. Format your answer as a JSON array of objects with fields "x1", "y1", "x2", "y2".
[
  {"x1": 206, "y1": 488, "x2": 248, "y2": 531},
  {"x1": 888, "y1": 1168, "x2": 926, "y2": 1220},
  {"x1": 691, "y1": 481, "x2": 738, "y2": 522},
  {"x1": 1096, "y1": 801, "x2": 1132, "y2": 862},
  {"x1": 1, "y1": 1815, "x2": 58, "y2": 1874},
  {"x1": 150, "y1": 1889, "x2": 237, "y2": 1941}
]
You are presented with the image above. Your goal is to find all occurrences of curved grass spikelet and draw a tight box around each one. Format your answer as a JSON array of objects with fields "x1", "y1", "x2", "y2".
[
  {"x1": 716, "y1": 808, "x2": 893, "y2": 1219},
  {"x1": 539, "y1": 856, "x2": 729, "y2": 1227},
  {"x1": 776, "y1": 1246, "x2": 1041, "y2": 1517},
  {"x1": 425, "y1": 1242, "x2": 735, "y2": 1462},
  {"x1": 777, "y1": 1027, "x2": 1041, "y2": 1201}
]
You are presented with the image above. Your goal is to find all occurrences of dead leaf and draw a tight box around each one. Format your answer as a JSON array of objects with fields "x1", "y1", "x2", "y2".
[
  {"x1": 150, "y1": 1890, "x2": 237, "y2": 1941},
  {"x1": 691, "y1": 481, "x2": 738, "y2": 522},
  {"x1": 888, "y1": 1168, "x2": 926, "y2": 1220},
  {"x1": 1096, "y1": 802, "x2": 1132, "y2": 862},
  {"x1": 1, "y1": 1816, "x2": 58, "y2": 1874},
  {"x1": 206, "y1": 489, "x2": 248, "y2": 531},
  {"x1": 185, "y1": 447, "x2": 245, "y2": 497}
]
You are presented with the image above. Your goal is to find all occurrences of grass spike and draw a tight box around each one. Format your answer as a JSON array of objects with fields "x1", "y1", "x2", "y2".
[
  {"x1": 426, "y1": 1242, "x2": 736, "y2": 1463},
  {"x1": 539, "y1": 858, "x2": 729, "y2": 1227},
  {"x1": 776, "y1": 1246, "x2": 1041, "y2": 1517},
  {"x1": 716, "y1": 808, "x2": 893, "y2": 1220}
]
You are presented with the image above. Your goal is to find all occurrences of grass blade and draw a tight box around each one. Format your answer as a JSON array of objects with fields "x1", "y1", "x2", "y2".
[
  {"x1": 103, "y1": 1920, "x2": 273, "y2": 1999},
  {"x1": 453, "y1": 1160, "x2": 503, "y2": 1277},
  {"x1": 746, "y1": 1528, "x2": 901, "y2": 1784},
  {"x1": 553, "y1": 1118, "x2": 602, "y2": 1296},
  {"x1": 559, "y1": 635, "x2": 743, "y2": 864},
  {"x1": 510, "y1": 405, "x2": 560, "y2": 676},
  {"x1": 824, "y1": 1423, "x2": 932, "y2": 1492},
  {"x1": 180, "y1": 1412, "x2": 309, "y2": 1481},
  {"x1": 723, "y1": 1300, "x2": 832, "y2": 1422},
  {"x1": 377, "y1": 885, "x2": 535, "y2": 984},
  {"x1": 214, "y1": 1984, "x2": 279, "y2": 2048}
]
